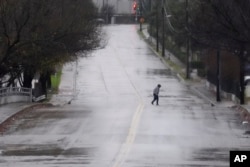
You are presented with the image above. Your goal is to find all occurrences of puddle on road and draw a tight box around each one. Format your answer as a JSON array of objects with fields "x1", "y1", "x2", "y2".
[
  {"x1": 2, "y1": 144, "x2": 97, "y2": 157},
  {"x1": 143, "y1": 68, "x2": 173, "y2": 77},
  {"x1": 3, "y1": 109, "x2": 92, "y2": 134},
  {"x1": 244, "y1": 130, "x2": 250, "y2": 135},
  {"x1": 191, "y1": 148, "x2": 229, "y2": 163},
  {"x1": 2, "y1": 147, "x2": 63, "y2": 156},
  {"x1": 2, "y1": 144, "x2": 61, "y2": 156}
]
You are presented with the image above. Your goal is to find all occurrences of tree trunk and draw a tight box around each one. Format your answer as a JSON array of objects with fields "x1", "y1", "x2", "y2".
[
  {"x1": 46, "y1": 71, "x2": 52, "y2": 89},
  {"x1": 239, "y1": 47, "x2": 246, "y2": 104},
  {"x1": 23, "y1": 69, "x2": 34, "y2": 88},
  {"x1": 216, "y1": 49, "x2": 221, "y2": 102},
  {"x1": 39, "y1": 72, "x2": 47, "y2": 96}
]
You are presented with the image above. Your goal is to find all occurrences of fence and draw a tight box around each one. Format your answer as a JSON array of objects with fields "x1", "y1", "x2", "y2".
[
  {"x1": 0, "y1": 87, "x2": 32, "y2": 105},
  {"x1": 207, "y1": 71, "x2": 240, "y2": 99}
]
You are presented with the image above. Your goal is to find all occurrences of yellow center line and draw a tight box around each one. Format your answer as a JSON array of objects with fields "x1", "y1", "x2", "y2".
[
  {"x1": 112, "y1": 46, "x2": 145, "y2": 167},
  {"x1": 112, "y1": 101, "x2": 144, "y2": 167}
]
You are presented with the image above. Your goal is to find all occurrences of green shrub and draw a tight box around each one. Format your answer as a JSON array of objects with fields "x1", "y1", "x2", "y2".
[{"x1": 51, "y1": 72, "x2": 62, "y2": 91}]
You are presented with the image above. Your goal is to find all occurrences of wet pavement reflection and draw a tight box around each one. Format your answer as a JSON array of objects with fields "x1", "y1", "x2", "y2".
[{"x1": 0, "y1": 25, "x2": 249, "y2": 167}]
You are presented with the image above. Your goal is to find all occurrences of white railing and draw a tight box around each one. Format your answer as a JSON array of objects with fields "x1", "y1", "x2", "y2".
[{"x1": 0, "y1": 87, "x2": 32, "y2": 104}]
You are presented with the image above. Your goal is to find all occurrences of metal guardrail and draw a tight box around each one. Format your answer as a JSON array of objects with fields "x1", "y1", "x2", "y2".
[{"x1": 0, "y1": 87, "x2": 32, "y2": 102}]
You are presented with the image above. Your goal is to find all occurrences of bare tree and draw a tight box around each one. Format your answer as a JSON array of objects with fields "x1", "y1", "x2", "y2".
[
  {"x1": 0, "y1": 0, "x2": 103, "y2": 91},
  {"x1": 189, "y1": 0, "x2": 250, "y2": 104}
]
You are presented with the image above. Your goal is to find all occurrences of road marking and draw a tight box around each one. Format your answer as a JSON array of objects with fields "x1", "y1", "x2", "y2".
[
  {"x1": 112, "y1": 102, "x2": 144, "y2": 167},
  {"x1": 112, "y1": 47, "x2": 145, "y2": 167}
]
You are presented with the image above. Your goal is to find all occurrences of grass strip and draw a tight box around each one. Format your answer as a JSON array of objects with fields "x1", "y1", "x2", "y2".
[{"x1": 51, "y1": 72, "x2": 62, "y2": 93}]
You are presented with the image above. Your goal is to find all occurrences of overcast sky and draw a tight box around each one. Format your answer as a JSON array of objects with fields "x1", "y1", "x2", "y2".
[{"x1": 92, "y1": 0, "x2": 134, "y2": 14}]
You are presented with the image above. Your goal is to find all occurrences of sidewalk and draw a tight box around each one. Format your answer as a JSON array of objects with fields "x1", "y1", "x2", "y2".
[
  {"x1": 0, "y1": 103, "x2": 52, "y2": 133},
  {"x1": 0, "y1": 62, "x2": 76, "y2": 129},
  {"x1": 0, "y1": 103, "x2": 35, "y2": 125}
]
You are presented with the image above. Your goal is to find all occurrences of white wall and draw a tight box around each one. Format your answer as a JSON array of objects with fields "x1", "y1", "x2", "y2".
[{"x1": 93, "y1": 0, "x2": 133, "y2": 14}]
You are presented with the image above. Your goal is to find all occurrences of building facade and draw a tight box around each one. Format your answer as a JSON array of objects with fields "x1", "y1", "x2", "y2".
[{"x1": 92, "y1": 0, "x2": 134, "y2": 14}]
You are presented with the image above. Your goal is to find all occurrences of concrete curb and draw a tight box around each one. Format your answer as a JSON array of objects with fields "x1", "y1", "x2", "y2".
[
  {"x1": 50, "y1": 95, "x2": 74, "y2": 107},
  {"x1": 0, "y1": 103, "x2": 53, "y2": 134},
  {"x1": 191, "y1": 86, "x2": 216, "y2": 106}
]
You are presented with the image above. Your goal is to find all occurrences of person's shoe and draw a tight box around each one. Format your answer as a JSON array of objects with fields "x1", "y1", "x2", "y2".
[{"x1": 151, "y1": 101, "x2": 153, "y2": 105}]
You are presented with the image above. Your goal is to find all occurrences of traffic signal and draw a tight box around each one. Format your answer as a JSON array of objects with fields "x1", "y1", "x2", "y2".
[{"x1": 133, "y1": 1, "x2": 137, "y2": 11}]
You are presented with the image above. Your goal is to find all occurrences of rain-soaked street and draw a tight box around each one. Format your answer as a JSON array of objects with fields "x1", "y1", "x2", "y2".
[{"x1": 0, "y1": 25, "x2": 249, "y2": 167}]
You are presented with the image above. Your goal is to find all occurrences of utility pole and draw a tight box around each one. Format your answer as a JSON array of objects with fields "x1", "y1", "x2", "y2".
[
  {"x1": 156, "y1": 0, "x2": 159, "y2": 52},
  {"x1": 185, "y1": 0, "x2": 190, "y2": 79},
  {"x1": 103, "y1": 0, "x2": 105, "y2": 21},
  {"x1": 162, "y1": 0, "x2": 165, "y2": 57},
  {"x1": 149, "y1": 0, "x2": 152, "y2": 38},
  {"x1": 106, "y1": 0, "x2": 109, "y2": 24},
  {"x1": 216, "y1": 49, "x2": 221, "y2": 102},
  {"x1": 239, "y1": 47, "x2": 247, "y2": 104},
  {"x1": 149, "y1": 0, "x2": 152, "y2": 10},
  {"x1": 139, "y1": 0, "x2": 142, "y2": 31}
]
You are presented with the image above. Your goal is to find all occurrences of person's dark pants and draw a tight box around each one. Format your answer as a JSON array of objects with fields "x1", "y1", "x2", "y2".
[{"x1": 151, "y1": 93, "x2": 159, "y2": 105}]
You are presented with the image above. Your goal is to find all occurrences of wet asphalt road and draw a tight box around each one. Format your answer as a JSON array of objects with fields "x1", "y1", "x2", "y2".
[{"x1": 0, "y1": 25, "x2": 250, "y2": 167}]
